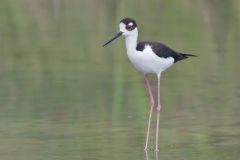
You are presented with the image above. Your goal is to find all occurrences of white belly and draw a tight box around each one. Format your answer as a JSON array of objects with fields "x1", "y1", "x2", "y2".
[{"x1": 126, "y1": 46, "x2": 174, "y2": 74}]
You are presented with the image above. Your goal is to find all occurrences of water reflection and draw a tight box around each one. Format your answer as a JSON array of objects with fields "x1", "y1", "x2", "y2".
[
  {"x1": 145, "y1": 151, "x2": 149, "y2": 160},
  {"x1": 145, "y1": 151, "x2": 158, "y2": 160},
  {"x1": 146, "y1": 151, "x2": 161, "y2": 160}
]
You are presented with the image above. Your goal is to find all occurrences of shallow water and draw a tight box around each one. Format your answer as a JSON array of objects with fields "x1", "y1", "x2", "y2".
[{"x1": 0, "y1": 0, "x2": 240, "y2": 160}]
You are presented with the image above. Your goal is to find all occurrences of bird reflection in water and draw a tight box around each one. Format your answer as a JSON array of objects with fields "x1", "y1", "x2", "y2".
[{"x1": 145, "y1": 151, "x2": 158, "y2": 160}]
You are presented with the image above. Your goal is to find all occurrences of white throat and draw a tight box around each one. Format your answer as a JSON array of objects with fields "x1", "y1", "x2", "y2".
[{"x1": 124, "y1": 30, "x2": 138, "y2": 54}]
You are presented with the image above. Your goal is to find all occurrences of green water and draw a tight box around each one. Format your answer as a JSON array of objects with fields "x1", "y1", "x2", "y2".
[{"x1": 0, "y1": 0, "x2": 240, "y2": 159}]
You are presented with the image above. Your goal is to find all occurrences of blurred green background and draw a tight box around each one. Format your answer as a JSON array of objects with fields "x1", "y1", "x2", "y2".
[{"x1": 0, "y1": 0, "x2": 240, "y2": 160}]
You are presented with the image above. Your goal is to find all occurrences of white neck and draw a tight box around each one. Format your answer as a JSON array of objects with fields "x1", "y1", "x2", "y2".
[{"x1": 124, "y1": 30, "x2": 138, "y2": 53}]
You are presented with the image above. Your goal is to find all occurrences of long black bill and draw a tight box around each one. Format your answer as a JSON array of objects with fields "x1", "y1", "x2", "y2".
[{"x1": 103, "y1": 31, "x2": 123, "y2": 47}]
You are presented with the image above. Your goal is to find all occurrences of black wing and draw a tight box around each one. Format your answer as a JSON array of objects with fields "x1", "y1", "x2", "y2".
[{"x1": 136, "y1": 41, "x2": 196, "y2": 63}]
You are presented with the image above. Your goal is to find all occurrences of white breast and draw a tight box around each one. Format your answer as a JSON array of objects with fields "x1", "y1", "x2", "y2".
[{"x1": 126, "y1": 45, "x2": 174, "y2": 74}]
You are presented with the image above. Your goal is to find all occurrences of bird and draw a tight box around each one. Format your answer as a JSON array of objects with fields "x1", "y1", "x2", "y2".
[{"x1": 103, "y1": 18, "x2": 197, "y2": 151}]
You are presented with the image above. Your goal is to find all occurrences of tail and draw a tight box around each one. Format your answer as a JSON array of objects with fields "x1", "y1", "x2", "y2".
[
  {"x1": 181, "y1": 53, "x2": 197, "y2": 57},
  {"x1": 175, "y1": 53, "x2": 197, "y2": 62}
]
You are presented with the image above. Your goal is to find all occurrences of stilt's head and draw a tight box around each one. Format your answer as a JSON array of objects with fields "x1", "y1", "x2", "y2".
[
  {"x1": 119, "y1": 18, "x2": 138, "y2": 36},
  {"x1": 103, "y1": 18, "x2": 138, "y2": 46}
]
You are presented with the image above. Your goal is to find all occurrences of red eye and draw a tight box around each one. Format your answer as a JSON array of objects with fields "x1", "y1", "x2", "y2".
[{"x1": 126, "y1": 25, "x2": 133, "y2": 31}]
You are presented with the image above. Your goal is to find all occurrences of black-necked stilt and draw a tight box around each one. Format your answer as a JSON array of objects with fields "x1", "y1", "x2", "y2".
[{"x1": 103, "y1": 18, "x2": 197, "y2": 151}]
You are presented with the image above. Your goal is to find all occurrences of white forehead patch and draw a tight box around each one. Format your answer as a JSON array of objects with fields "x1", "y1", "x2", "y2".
[{"x1": 119, "y1": 22, "x2": 126, "y2": 31}]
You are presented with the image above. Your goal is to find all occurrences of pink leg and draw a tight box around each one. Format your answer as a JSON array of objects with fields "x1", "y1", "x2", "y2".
[
  {"x1": 156, "y1": 74, "x2": 161, "y2": 151},
  {"x1": 144, "y1": 74, "x2": 154, "y2": 151}
]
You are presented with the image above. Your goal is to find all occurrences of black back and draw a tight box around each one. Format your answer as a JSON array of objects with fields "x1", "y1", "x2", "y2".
[{"x1": 136, "y1": 41, "x2": 196, "y2": 63}]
